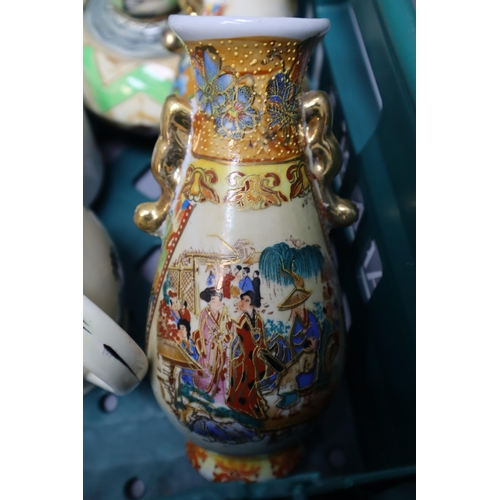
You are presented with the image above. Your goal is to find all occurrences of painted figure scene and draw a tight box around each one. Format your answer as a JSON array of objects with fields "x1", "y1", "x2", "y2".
[{"x1": 154, "y1": 236, "x2": 343, "y2": 445}]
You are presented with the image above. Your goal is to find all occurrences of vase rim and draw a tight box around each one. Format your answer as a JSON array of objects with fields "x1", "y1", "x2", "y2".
[{"x1": 168, "y1": 15, "x2": 330, "y2": 42}]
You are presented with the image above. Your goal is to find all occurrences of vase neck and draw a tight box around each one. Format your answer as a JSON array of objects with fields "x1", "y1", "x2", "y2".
[{"x1": 185, "y1": 35, "x2": 317, "y2": 164}]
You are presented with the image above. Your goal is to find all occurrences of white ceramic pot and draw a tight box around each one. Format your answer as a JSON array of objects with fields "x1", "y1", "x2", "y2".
[
  {"x1": 83, "y1": 208, "x2": 148, "y2": 395},
  {"x1": 83, "y1": 0, "x2": 181, "y2": 132}
]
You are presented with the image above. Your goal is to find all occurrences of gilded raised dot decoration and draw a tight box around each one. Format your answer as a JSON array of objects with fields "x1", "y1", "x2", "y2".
[{"x1": 187, "y1": 35, "x2": 314, "y2": 164}]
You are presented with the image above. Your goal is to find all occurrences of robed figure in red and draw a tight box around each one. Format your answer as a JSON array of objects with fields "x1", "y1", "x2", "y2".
[{"x1": 227, "y1": 290, "x2": 269, "y2": 419}]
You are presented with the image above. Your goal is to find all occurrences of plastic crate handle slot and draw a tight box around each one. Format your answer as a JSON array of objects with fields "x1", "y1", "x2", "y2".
[
  {"x1": 374, "y1": 0, "x2": 416, "y2": 105},
  {"x1": 315, "y1": 0, "x2": 383, "y2": 154}
]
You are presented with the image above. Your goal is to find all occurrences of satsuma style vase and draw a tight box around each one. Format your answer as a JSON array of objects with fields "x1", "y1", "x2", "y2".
[{"x1": 134, "y1": 15, "x2": 359, "y2": 482}]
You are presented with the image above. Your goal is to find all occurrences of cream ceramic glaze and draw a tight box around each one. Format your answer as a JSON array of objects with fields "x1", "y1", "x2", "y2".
[
  {"x1": 83, "y1": 208, "x2": 148, "y2": 395},
  {"x1": 136, "y1": 15, "x2": 357, "y2": 481}
]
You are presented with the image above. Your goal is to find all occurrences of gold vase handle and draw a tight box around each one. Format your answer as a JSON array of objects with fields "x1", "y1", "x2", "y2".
[
  {"x1": 134, "y1": 95, "x2": 192, "y2": 234},
  {"x1": 303, "y1": 90, "x2": 359, "y2": 229}
]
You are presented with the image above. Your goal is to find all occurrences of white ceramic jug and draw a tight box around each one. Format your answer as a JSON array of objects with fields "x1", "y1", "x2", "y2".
[{"x1": 83, "y1": 208, "x2": 148, "y2": 395}]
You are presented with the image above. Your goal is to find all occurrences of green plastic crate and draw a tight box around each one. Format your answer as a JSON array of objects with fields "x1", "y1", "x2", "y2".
[
  {"x1": 84, "y1": 1, "x2": 415, "y2": 497},
  {"x1": 308, "y1": 0, "x2": 416, "y2": 472}
]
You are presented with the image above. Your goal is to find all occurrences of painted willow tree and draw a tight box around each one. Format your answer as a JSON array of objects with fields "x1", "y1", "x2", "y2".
[{"x1": 258, "y1": 242, "x2": 325, "y2": 286}]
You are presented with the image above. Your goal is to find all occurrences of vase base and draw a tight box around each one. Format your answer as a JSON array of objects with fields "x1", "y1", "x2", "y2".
[{"x1": 185, "y1": 441, "x2": 303, "y2": 482}]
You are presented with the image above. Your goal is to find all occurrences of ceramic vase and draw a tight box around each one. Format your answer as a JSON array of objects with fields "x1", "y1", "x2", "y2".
[
  {"x1": 134, "y1": 15, "x2": 358, "y2": 482},
  {"x1": 83, "y1": 0, "x2": 181, "y2": 132}
]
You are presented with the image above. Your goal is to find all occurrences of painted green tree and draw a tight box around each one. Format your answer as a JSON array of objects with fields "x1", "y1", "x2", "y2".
[{"x1": 259, "y1": 242, "x2": 324, "y2": 285}]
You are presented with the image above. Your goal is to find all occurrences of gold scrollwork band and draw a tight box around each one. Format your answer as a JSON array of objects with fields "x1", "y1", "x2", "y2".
[{"x1": 179, "y1": 157, "x2": 314, "y2": 211}]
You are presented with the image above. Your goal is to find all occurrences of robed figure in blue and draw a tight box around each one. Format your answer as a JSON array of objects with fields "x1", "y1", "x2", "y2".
[
  {"x1": 177, "y1": 318, "x2": 199, "y2": 385},
  {"x1": 259, "y1": 269, "x2": 321, "y2": 410}
]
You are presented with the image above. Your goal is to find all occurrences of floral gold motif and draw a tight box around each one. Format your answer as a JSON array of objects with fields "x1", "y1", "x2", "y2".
[
  {"x1": 224, "y1": 171, "x2": 288, "y2": 210},
  {"x1": 194, "y1": 48, "x2": 234, "y2": 117},
  {"x1": 182, "y1": 165, "x2": 220, "y2": 203},
  {"x1": 215, "y1": 85, "x2": 260, "y2": 140},
  {"x1": 266, "y1": 72, "x2": 300, "y2": 143},
  {"x1": 192, "y1": 47, "x2": 260, "y2": 140},
  {"x1": 286, "y1": 160, "x2": 312, "y2": 199}
]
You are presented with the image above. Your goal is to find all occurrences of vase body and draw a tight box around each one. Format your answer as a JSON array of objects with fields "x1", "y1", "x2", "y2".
[
  {"x1": 137, "y1": 15, "x2": 356, "y2": 482},
  {"x1": 83, "y1": 0, "x2": 181, "y2": 132}
]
